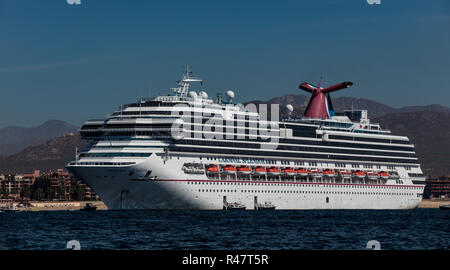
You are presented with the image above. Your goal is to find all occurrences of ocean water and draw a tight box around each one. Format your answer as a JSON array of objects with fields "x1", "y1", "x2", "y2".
[{"x1": 0, "y1": 209, "x2": 448, "y2": 250}]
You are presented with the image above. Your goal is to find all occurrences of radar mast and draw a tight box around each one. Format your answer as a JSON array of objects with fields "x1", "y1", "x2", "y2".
[{"x1": 171, "y1": 65, "x2": 203, "y2": 97}]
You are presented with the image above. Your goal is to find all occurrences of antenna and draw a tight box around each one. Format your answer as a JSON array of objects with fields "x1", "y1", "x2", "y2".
[
  {"x1": 216, "y1": 93, "x2": 222, "y2": 104},
  {"x1": 148, "y1": 80, "x2": 151, "y2": 99}
]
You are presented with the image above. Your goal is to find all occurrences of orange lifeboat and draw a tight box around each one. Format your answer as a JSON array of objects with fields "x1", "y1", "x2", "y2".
[
  {"x1": 353, "y1": 170, "x2": 366, "y2": 179},
  {"x1": 338, "y1": 170, "x2": 352, "y2": 179},
  {"x1": 296, "y1": 168, "x2": 309, "y2": 177},
  {"x1": 323, "y1": 169, "x2": 335, "y2": 177},
  {"x1": 206, "y1": 165, "x2": 219, "y2": 173},
  {"x1": 366, "y1": 170, "x2": 379, "y2": 180},
  {"x1": 267, "y1": 167, "x2": 281, "y2": 176},
  {"x1": 237, "y1": 165, "x2": 252, "y2": 174},
  {"x1": 253, "y1": 166, "x2": 267, "y2": 175},
  {"x1": 283, "y1": 167, "x2": 296, "y2": 176},
  {"x1": 222, "y1": 165, "x2": 237, "y2": 174},
  {"x1": 310, "y1": 169, "x2": 323, "y2": 178},
  {"x1": 379, "y1": 171, "x2": 390, "y2": 179}
]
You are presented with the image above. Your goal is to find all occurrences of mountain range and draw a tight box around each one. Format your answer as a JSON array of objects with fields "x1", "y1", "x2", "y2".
[
  {"x1": 0, "y1": 120, "x2": 78, "y2": 155},
  {"x1": 247, "y1": 94, "x2": 450, "y2": 119},
  {"x1": 0, "y1": 95, "x2": 448, "y2": 177}
]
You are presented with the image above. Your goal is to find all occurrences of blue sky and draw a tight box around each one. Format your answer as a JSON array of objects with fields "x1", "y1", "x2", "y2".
[{"x1": 0, "y1": 0, "x2": 449, "y2": 127}]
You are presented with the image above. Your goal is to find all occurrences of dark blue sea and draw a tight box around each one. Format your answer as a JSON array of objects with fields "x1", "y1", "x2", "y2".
[{"x1": 0, "y1": 209, "x2": 448, "y2": 250}]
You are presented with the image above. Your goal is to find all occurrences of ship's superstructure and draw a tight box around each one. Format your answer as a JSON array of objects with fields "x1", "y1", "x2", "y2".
[{"x1": 67, "y1": 69, "x2": 425, "y2": 210}]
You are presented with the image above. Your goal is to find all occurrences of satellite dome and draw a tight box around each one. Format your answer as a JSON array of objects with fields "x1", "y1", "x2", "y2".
[
  {"x1": 226, "y1": 90, "x2": 235, "y2": 99},
  {"x1": 236, "y1": 103, "x2": 244, "y2": 110},
  {"x1": 286, "y1": 104, "x2": 294, "y2": 112},
  {"x1": 199, "y1": 91, "x2": 208, "y2": 99},
  {"x1": 188, "y1": 91, "x2": 198, "y2": 98}
]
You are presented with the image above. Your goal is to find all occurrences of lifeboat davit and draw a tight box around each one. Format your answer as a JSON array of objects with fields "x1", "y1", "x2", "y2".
[
  {"x1": 237, "y1": 166, "x2": 252, "y2": 174},
  {"x1": 283, "y1": 167, "x2": 296, "y2": 176},
  {"x1": 222, "y1": 165, "x2": 237, "y2": 174},
  {"x1": 366, "y1": 170, "x2": 379, "y2": 180},
  {"x1": 379, "y1": 171, "x2": 389, "y2": 179},
  {"x1": 206, "y1": 165, "x2": 219, "y2": 173},
  {"x1": 267, "y1": 167, "x2": 281, "y2": 176},
  {"x1": 353, "y1": 170, "x2": 366, "y2": 179},
  {"x1": 323, "y1": 169, "x2": 335, "y2": 177},
  {"x1": 253, "y1": 166, "x2": 267, "y2": 175},
  {"x1": 296, "y1": 168, "x2": 309, "y2": 177},
  {"x1": 310, "y1": 169, "x2": 323, "y2": 178}
]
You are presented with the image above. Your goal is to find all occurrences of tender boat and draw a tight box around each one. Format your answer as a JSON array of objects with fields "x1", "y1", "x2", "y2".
[
  {"x1": 237, "y1": 166, "x2": 252, "y2": 175},
  {"x1": 223, "y1": 202, "x2": 246, "y2": 210},
  {"x1": 379, "y1": 171, "x2": 390, "y2": 180},
  {"x1": 323, "y1": 169, "x2": 335, "y2": 178},
  {"x1": 366, "y1": 170, "x2": 379, "y2": 180},
  {"x1": 222, "y1": 165, "x2": 237, "y2": 174},
  {"x1": 353, "y1": 170, "x2": 366, "y2": 179},
  {"x1": 267, "y1": 167, "x2": 281, "y2": 176},
  {"x1": 439, "y1": 204, "x2": 450, "y2": 210},
  {"x1": 206, "y1": 165, "x2": 219, "y2": 173},
  {"x1": 282, "y1": 167, "x2": 296, "y2": 176},
  {"x1": 338, "y1": 170, "x2": 352, "y2": 179},
  {"x1": 310, "y1": 169, "x2": 323, "y2": 178},
  {"x1": 253, "y1": 166, "x2": 267, "y2": 175},
  {"x1": 0, "y1": 204, "x2": 19, "y2": 213},
  {"x1": 296, "y1": 168, "x2": 309, "y2": 177},
  {"x1": 255, "y1": 201, "x2": 276, "y2": 210},
  {"x1": 80, "y1": 203, "x2": 97, "y2": 211}
]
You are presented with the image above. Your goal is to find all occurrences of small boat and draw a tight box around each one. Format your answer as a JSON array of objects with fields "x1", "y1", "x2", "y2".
[
  {"x1": 379, "y1": 171, "x2": 390, "y2": 180},
  {"x1": 323, "y1": 169, "x2": 335, "y2": 177},
  {"x1": 338, "y1": 170, "x2": 352, "y2": 179},
  {"x1": 267, "y1": 167, "x2": 281, "y2": 176},
  {"x1": 296, "y1": 168, "x2": 309, "y2": 177},
  {"x1": 439, "y1": 204, "x2": 450, "y2": 210},
  {"x1": 282, "y1": 167, "x2": 296, "y2": 176},
  {"x1": 255, "y1": 201, "x2": 276, "y2": 210},
  {"x1": 353, "y1": 170, "x2": 366, "y2": 179},
  {"x1": 206, "y1": 165, "x2": 219, "y2": 173},
  {"x1": 0, "y1": 204, "x2": 19, "y2": 213},
  {"x1": 366, "y1": 171, "x2": 379, "y2": 180},
  {"x1": 237, "y1": 166, "x2": 252, "y2": 175},
  {"x1": 80, "y1": 203, "x2": 97, "y2": 211},
  {"x1": 224, "y1": 202, "x2": 246, "y2": 210},
  {"x1": 253, "y1": 166, "x2": 267, "y2": 175},
  {"x1": 310, "y1": 169, "x2": 323, "y2": 178},
  {"x1": 222, "y1": 165, "x2": 237, "y2": 174}
]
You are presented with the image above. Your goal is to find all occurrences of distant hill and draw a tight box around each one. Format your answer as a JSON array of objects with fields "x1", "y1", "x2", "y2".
[
  {"x1": 0, "y1": 120, "x2": 79, "y2": 155},
  {"x1": 247, "y1": 93, "x2": 450, "y2": 119},
  {"x1": 374, "y1": 111, "x2": 450, "y2": 178},
  {"x1": 0, "y1": 133, "x2": 86, "y2": 174}
]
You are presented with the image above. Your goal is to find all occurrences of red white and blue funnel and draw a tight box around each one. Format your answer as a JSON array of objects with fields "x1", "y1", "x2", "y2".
[{"x1": 299, "y1": 78, "x2": 353, "y2": 119}]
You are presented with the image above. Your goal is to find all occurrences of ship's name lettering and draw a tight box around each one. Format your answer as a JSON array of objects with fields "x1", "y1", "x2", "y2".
[{"x1": 217, "y1": 158, "x2": 265, "y2": 164}]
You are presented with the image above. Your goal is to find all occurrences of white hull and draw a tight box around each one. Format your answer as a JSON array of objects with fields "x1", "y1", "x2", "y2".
[{"x1": 68, "y1": 155, "x2": 424, "y2": 210}]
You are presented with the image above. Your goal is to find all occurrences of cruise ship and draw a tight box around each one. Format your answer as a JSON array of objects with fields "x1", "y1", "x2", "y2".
[{"x1": 67, "y1": 68, "x2": 425, "y2": 210}]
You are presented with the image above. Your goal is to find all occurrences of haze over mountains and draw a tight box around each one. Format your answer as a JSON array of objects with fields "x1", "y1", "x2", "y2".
[
  {"x1": 0, "y1": 94, "x2": 448, "y2": 177},
  {"x1": 0, "y1": 120, "x2": 78, "y2": 155},
  {"x1": 247, "y1": 94, "x2": 450, "y2": 119}
]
